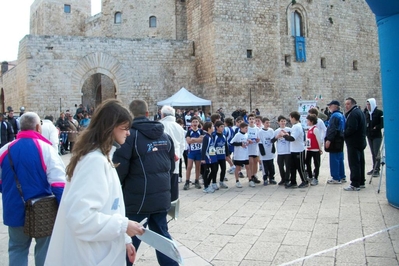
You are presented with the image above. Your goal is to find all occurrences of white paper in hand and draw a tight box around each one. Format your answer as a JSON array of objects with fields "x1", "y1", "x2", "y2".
[{"x1": 137, "y1": 227, "x2": 183, "y2": 264}]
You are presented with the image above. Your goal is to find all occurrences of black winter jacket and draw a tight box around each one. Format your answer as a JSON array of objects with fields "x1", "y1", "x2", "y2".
[
  {"x1": 366, "y1": 108, "x2": 383, "y2": 139},
  {"x1": 344, "y1": 106, "x2": 367, "y2": 150},
  {"x1": 113, "y1": 116, "x2": 175, "y2": 215}
]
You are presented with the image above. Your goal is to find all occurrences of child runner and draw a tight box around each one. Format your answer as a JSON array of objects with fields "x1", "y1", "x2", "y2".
[
  {"x1": 230, "y1": 122, "x2": 254, "y2": 188},
  {"x1": 184, "y1": 116, "x2": 203, "y2": 190},
  {"x1": 281, "y1": 111, "x2": 307, "y2": 188},
  {"x1": 305, "y1": 114, "x2": 323, "y2": 186},
  {"x1": 273, "y1": 115, "x2": 291, "y2": 186},
  {"x1": 224, "y1": 117, "x2": 235, "y2": 177},
  {"x1": 213, "y1": 121, "x2": 229, "y2": 189},
  {"x1": 255, "y1": 115, "x2": 263, "y2": 172},
  {"x1": 257, "y1": 117, "x2": 277, "y2": 186},
  {"x1": 201, "y1": 122, "x2": 218, "y2": 193},
  {"x1": 247, "y1": 114, "x2": 261, "y2": 184}
]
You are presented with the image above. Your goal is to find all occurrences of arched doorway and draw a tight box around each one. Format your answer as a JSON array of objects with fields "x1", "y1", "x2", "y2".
[{"x1": 81, "y1": 73, "x2": 116, "y2": 110}]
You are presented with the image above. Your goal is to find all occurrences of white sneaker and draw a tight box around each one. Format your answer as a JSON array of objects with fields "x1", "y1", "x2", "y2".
[
  {"x1": 178, "y1": 177, "x2": 182, "y2": 183},
  {"x1": 203, "y1": 186, "x2": 215, "y2": 193},
  {"x1": 212, "y1": 183, "x2": 219, "y2": 190},
  {"x1": 235, "y1": 181, "x2": 243, "y2": 188},
  {"x1": 219, "y1": 182, "x2": 228, "y2": 189},
  {"x1": 224, "y1": 176, "x2": 228, "y2": 181},
  {"x1": 249, "y1": 180, "x2": 255, "y2": 187}
]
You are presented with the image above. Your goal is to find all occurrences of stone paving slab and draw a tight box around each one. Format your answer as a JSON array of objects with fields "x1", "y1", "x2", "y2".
[{"x1": 0, "y1": 150, "x2": 398, "y2": 265}]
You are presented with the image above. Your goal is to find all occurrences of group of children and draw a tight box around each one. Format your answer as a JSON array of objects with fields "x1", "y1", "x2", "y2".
[{"x1": 181, "y1": 109, "x2": 325, "y2": 193}]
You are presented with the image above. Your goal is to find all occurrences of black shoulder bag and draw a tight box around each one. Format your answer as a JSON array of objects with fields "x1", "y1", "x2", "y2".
[{"x1": 8, "y1": 146, "x2": 58, "y2": 238}]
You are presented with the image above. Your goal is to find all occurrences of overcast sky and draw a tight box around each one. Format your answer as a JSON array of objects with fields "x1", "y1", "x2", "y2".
[{"x1": 0, "y1": 0, "x2": 101, "y2": 62}]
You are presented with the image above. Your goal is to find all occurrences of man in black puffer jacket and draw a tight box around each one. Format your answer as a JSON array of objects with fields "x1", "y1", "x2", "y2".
[
  {"x1": 344, "y1": 97, "x2": 367, "y2": 191},
  {"x1": 113, "y1": 99, "x2": 177, "y2": 266}
]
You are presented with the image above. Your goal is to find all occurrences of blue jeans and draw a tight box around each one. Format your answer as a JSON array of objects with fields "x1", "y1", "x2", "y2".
[
  {"x1": 127, "y1": 212, "x2": 178, "y2": 266},
  {"x1": 8, "y1": 226, "x2": 50, "y2": 266},
  {"x1": 329, "y1": 152, "x2": 345, "y2": 180}
]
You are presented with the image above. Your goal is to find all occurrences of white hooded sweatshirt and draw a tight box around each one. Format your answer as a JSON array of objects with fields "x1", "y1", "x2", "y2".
[
  {"x1": 367, "y1": 98, "x2": 377, "y2": 120},
  {"x1": 45, "y1": 147, "x2": 131, "y2": 266}
]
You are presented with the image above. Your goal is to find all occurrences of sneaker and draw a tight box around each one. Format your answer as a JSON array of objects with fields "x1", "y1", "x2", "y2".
[
  {"x1": 327, "y1": 179, "x2": 342, "y2": 184},
  {"x1": 269, "y1": 180, "x2": 277, "y2": 185},
  {"x1": 203, "y1": 186, "x2": 215, "y2": 193},
  {"x1": 194, "y1": 181, "x2": 202, "y2": 189},
  {"x1": 252, "y1": 176, "x2": 261, "y2": 184},
  {"x1": 211, "y1": 183, "x2": 219, "y2": 190},
  {"x1": 341, "y1": 179, "x2": 347, "y2": 183},
  {"x1": 285, "y1": 183, "x2": 298, "y2": 189},
  {"x1": 360, "y1": 184, "x2": 366, "y2": 189},
  {"x1": 263, "y1": 180, "x2": 268, "y2": 186},
  {"x1": 298, "y1": 181, "x2": 309, "y2": 188},
  {"x1": 235, "y1": 181, "x2": 243, "y2": 188},
  {"x1": 183, "y1": 182, "x2": 190, "y2": 190},
  {"x1": 310, "y1": 179, "x2": 319, "y2": 186},
  {"x1": 278, "y1": 181, "x2": 285, "y2": 186},
  {"x1": 219, "y1": 182, "x2": 228, "y2": 189},
  {"x1": 178, "y1": 177, "x2": 182, "y2": 183},
  {"x1": 372, "y1": 171, "x2": 380, "y2": 177},
  {"x1": 228, "y1": 166, "x2": 236, "y2": 174},
  {"x1": 249, "y1": 180, "x2": 256, "y2": 187},
  {"x1": 367, "y1": 170, "x2": 374, "y2": 175},
  {"x1": 344, "y1": 185, "x2": 360, "y2": 191},
  {"x1": 224, "y1": 176, "x2": 228, "y2": 181},
  {"x1": 238, "y1": 172, "x2": 244, "y2": 178}
]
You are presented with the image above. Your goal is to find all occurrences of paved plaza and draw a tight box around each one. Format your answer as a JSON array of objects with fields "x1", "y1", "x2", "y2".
[{"x1": 0, "y1": 149, "x2": 398, "y2": 265}]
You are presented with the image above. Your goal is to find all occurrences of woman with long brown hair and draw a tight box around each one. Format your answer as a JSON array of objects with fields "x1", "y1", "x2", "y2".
[{"x1": 45, "y1": 99, "x2": 144, "y2": 265}]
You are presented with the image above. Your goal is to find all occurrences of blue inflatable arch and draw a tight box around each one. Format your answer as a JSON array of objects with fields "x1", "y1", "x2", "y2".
[{"x1": 365, "y1": 0, "x2": 399, "y2": 208}]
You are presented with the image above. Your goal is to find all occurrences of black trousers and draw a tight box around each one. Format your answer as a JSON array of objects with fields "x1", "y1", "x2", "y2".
[
  {"x1": 347, "y1": 145, "x2": 365, "y2": 187},
  {"x1": 305, "y1": 150, "x2": 321, "y2": 180},
  {"x1": 277, "y1": 154, "x2": 291, "y2": 182},
  {"x1": 290, "y1": 151, "x2": 306, "y2": 184},
  {"x1": 261, "y1": 159, "x2": 275, "y2": 180},
  {"x1": 217, "y1": 159, "x2": 226, "y2": 182},
  {"x1": 203, "y1": 163, "x2": 219, "y2": 188}
]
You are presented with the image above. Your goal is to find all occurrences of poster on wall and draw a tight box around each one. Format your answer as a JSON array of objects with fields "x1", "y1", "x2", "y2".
[{"x1": 298, "y1": 100, "x2": 317, "y2": 129}]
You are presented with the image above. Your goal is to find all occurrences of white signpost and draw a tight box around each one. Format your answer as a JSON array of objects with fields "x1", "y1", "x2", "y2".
[{"x1": 298, "y1": 100, "x2": 317, "y2": 129}]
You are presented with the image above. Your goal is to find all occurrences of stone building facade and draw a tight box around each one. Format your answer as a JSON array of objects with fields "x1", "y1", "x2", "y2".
[{"x1": 0, "y1": 0, "x2": 381, "y2": 118}]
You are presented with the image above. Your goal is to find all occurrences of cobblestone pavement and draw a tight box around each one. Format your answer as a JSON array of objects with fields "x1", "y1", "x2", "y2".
[{"x1": 1, "y1": 149, "x2": 398, "y2": 265}]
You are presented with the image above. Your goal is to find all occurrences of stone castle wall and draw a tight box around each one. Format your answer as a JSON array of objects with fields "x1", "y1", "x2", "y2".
[
  {"x1": 2, "y1": 35, "x2": 196, "y2": 118},
  {"x1": 1, "y1": 0, "x2": 382, "y2": 119},
  {"x1": 187, "y1": 0, "x2": 381, "y2": 117}
]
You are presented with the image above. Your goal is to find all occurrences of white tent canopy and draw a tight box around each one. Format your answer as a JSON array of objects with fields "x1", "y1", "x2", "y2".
[{"x1": 157, "y1": 87, "x2": 211, "y2": 106}]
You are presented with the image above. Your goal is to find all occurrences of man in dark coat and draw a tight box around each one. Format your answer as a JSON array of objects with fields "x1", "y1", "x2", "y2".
[
  {"x1": 0, "y1": 115, "x2": 14, "y2": 148},
  {"x1": 365, "y1": 98, "x2": 383, "y2": 177},
  {"x1": 344, "y1": 97, "x2": 367, "y2": 191},
  {"x1": 6, "y1": 110, "x2": 19, "y2": 139},
  {"x1": 113, "y1": 99, "x2": 178, "y2": 266}
]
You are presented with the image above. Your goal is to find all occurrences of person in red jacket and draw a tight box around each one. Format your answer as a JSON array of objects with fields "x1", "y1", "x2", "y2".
[{"x1": 305, "y1": 114, "x2": 323, "y2": 186}]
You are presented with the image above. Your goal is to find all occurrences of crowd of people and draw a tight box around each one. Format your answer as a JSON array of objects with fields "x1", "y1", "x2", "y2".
[{"x1": 0, "y1": 96, "x2": 382, "y2": 265}]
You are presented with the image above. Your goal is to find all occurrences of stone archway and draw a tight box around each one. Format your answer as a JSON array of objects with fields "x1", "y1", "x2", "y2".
[
  {"x1": 81, "y1": 73, "x2": 116, "y2": 109},
  {"x1": 71, "y1": 52, "x2": 128, "y2": 107}
]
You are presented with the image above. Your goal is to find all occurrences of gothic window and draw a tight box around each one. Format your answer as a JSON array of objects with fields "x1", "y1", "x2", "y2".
[
  {"x1": 291, "y1": 11, "x2": 303, "y2": 36},
  {"x1": 64, "y1": 4, "x2": 71, "y2": 13},
  {"x1": 149, "y1": 16, "x2": 157, "y2": 28},
  {"x1": 114, "y1": 12, "x2": 122, "y2": 24}
]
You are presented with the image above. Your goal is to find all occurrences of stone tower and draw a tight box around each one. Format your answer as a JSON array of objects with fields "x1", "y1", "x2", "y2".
[
  {"x1": 86, "y1": 0, "x2": 186, "y2": 40},
  {"x1": 30, "y1": 0, "x2": 91, "y2": 36}
]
